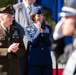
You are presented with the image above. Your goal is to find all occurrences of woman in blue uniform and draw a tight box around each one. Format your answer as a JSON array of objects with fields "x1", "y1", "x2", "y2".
[{"x1": 24, "y1": 6, "x2": 52, "y2": 75}]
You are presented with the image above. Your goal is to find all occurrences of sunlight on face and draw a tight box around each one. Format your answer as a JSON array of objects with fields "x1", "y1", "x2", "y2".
[
  {"x1": 62, "y1": 16, "x2": 76, "y2": 36},
  {"x1": 24, "y1": 0, "x2": 36, "y2": 5},
  {"x1": 1, "y1": 13, "x2": 14, "y2": 28},
  {"x1": 34, "y1": 14, "x2": 43, "y2": 23}
]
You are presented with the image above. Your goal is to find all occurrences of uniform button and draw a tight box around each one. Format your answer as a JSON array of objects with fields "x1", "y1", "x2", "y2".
[
  {"x1": 30, "y1": 45, "x2": 32, "y2": 47},
  {"x1": 8, "y1": 54, "x2": 11, "y2": 59},
  {"x1": 41, "y1": 48, "x2": 43, "y2": 50}
]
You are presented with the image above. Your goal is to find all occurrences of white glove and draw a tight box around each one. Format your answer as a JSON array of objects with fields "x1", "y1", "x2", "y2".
[{"x1": 53, "y1": 19, "x2": 64, "y2": 40}]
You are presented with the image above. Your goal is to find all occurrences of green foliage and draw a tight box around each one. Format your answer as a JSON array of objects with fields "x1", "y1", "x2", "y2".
[
  {"x1": 0, "y1": 0, "x2": 15, "y2": 7},
  {"x1": 64, "y1": 0, "x2": 66, "y2": 4},
  {"x1": 43, "y1": 9, "x2": 55, "y2": 30}
]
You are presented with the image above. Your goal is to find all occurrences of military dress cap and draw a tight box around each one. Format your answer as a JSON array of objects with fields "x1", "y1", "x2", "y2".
[
  {"x1": 0, "y1": 4, "x2": 14, "y2": 15},
  {"x1": 59, "y1": 0, "x2": 76, "y2": 17},
  {"x1": 32, "y1": 6, "x2": 43, "y2": 14}
]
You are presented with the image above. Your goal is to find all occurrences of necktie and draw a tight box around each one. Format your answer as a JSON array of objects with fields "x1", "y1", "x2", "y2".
[
  {"x1": 27, "y1": 6, "x2": 32, "y2": 25},
  {"x1": 6, "y1": 28, "x2": 10, "y2": 37},
  {"x1": 28, "y1": 6, "x2": 32, "y2": 14}
]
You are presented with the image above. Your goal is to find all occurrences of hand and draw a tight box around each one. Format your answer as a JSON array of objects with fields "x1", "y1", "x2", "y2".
[
  {"x1": 53, "y1": 18, "x2": 64, "y2": 40},
  {"x1": 35, "y1": 21, "x2": 41, "y2": 31},
  {"x1": 8, "y1": 43, "x2": 19, "y2": 53}
]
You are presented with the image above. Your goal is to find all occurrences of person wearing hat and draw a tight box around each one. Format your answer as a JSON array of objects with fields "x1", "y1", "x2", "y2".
[
  {"x1": 24, "y1": 6, "x2": 52, "y2": 75},
  {"x1": 0, "y1": 5, "x2": 25, "y2": 75},
  {"x1": 52, "y1": 0, "x2": 76, "y2": 72},
  {"x1": 61, "y1": 0, "x2": 76, "y2": 74}
]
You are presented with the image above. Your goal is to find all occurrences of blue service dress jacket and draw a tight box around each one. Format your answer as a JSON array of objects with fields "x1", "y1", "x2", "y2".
[{"x1": 24, "y1": 23, "x2": 52, "y2": 65}]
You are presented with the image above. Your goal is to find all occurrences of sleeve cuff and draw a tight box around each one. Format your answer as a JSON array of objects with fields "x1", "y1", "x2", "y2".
[
  {"x1": 34, "y1": 30, "x2": 40, "y2": 38},
  {"x1": 0, "y1": 48, "x2": 8, "y2": 56}
]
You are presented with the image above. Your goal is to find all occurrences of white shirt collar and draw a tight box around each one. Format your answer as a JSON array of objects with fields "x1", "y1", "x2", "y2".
[
  {"x1": 34, "y1": 23, "x2": 41, "y2": 26},
  {"x1": 33, "y1": 23, "x2": 36, "y2": 26}
]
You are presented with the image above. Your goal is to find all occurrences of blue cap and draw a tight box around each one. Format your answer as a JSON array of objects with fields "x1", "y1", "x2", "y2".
[{"x1": 32, "y1": 6, "x2": 43, "y2": 14}]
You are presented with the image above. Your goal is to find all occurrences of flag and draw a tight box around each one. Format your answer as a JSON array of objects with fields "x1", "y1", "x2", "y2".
[
  {"x1": 52, "y1": 0, "x2": 64, "y2": 23},
  {"x1": 18, "y1": 0, "x2": 22, "y2": 3},
  {"x1": 36, "y1": 0, "x2": 55, "y2": 11},
  {"x1": 37, "y1": 0, "x2": 64, "y2": 23},
  {"x1": 51, "y1": 0, "x2": 72, "y2": 45}
]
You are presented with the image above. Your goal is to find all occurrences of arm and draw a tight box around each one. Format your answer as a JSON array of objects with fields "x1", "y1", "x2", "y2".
[
  {"x1": 52, "y1": 37, "x2": 65, "y2": 59},
  {"x1": 8, "y1": 27, "x2": 26, "y2": 57},
  {"x1": 53, "y1": 19, "x2": 64, "y2": 40},
  {"x1": 52, "y1": 19, "x2": 66, "y2": 59},
  {"x1": 25, "y1": 27, "x2": 41, "y2": 46}
]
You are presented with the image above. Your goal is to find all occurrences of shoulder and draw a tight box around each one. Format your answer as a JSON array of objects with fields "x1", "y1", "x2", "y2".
[
  {"x1": 11, "y1": 26, "x2": 20, "y2": 32},
  {"x1": 13, "y1": 2, "x2": 24, "y2": 10},
  {"x1": 33, "y1": 3, "x2": 43, "y2": 7}
]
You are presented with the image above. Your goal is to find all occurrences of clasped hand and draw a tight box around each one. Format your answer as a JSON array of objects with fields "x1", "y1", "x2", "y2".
[{"x1": 8, "y1": 43, "x2": 19, "y2": 53}]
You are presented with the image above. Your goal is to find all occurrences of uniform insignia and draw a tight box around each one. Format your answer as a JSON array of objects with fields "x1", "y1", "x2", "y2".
[
  {"x1": 27, "y1": 28, "x2": 31, "y2": 31},
  {"x1": 45, "y1": 27, "x2": 50, "y2": 33},
  {"x1": 12, "y1": 30, "x2": 18, "y2": 37},
  {"x1": 27, "y1": 28, "x2": 34, "y2": 31},
  {"x1": 27, "y1": 27, "x2": 35, "y2": 34},
  {"x1": 31, "y1": 28, "x2": 34, "y2": 31}
]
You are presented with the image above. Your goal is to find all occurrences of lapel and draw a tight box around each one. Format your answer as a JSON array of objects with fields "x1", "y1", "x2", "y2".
[
  {"x1": 19, "y1": 2, "x2": 28, "y2": 27},
  {"x1": 0, "y1": 25, "x2": 7, "y2": 36}
]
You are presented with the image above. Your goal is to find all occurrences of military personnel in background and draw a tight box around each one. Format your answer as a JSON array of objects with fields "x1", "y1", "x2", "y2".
[
  {"x1": 0, "y1": 5, "x2": 25, "y2": 75},
  {"x1": 53, "y1": 0, "x2": 76, "y2": 75},
  {"x1": 25, "y1": 6, "x2": 52, "y2": 75},
  {"x1": 53, "y1": 0, "x2": 76, "y2": 64}
]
